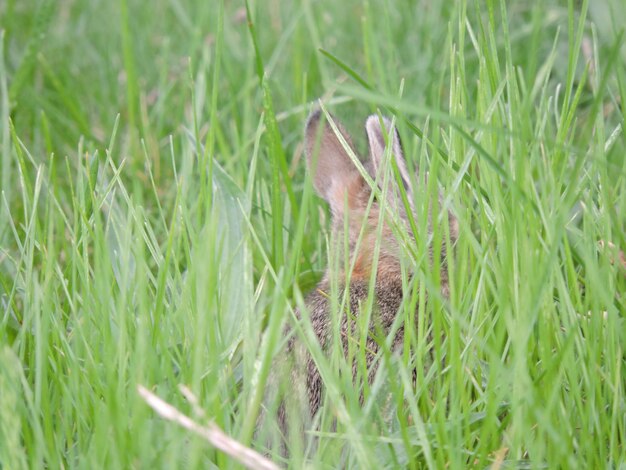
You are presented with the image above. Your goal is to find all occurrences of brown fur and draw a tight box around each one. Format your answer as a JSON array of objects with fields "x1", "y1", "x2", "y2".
[{"x1": 276, "y1": 111, "x2": 458, "y2": 443}]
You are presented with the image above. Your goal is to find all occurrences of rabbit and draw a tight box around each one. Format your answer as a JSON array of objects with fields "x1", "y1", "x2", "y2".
[{"x1": 276, "y1": 109, "x2": 458, "y2": 445}]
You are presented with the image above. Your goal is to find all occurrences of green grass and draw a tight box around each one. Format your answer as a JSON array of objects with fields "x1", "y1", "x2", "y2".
[{"x1": 1, "y1": 0, "x2": 625, "y2": 467}]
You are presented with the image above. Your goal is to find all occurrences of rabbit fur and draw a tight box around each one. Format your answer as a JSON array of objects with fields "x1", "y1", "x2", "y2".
[{"x1": 276, "y1": 110, "x2": 458, "y2": 440}]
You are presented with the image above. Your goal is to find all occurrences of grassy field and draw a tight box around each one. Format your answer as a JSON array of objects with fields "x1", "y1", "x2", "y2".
[{"x1": 1, "y1": 0, "x2": 625, "y2": 468}]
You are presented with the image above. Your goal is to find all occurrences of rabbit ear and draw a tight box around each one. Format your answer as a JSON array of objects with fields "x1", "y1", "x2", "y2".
[
  {"x1": 305, "y1": 110, "x2": 365, "y2": 214},
  {"x1": 365, "y1": 115, "x2": 412, "y2": 194}
]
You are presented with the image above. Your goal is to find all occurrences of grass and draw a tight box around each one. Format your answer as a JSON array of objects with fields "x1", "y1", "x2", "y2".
[{"x1": 1, "y1": 0, "x2": 625, "y2": 467}]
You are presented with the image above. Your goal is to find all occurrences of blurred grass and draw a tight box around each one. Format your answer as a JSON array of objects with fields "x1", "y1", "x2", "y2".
[{"x1": 0, "y1": 0, "x2": 625, "y2": 468}]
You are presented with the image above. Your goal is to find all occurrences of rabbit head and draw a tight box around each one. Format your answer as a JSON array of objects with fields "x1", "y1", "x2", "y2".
[{"x1": 304, "y1": 110, "x2": 458, "y2": 288}]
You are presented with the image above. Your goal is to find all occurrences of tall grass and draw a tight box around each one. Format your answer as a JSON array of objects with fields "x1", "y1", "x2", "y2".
[{"x1": 0, "y1": 0, "x2": 624, "y2": 467}]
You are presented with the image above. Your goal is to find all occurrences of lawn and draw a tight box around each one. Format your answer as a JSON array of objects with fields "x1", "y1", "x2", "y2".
[{"x1": 0, "y1": 0, "x2": 625, "y2": 468}]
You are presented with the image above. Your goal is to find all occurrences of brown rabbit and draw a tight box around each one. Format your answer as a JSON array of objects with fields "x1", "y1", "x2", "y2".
[{"x1": 277, "y1": 110, "x2": 458, "y2": 441}]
